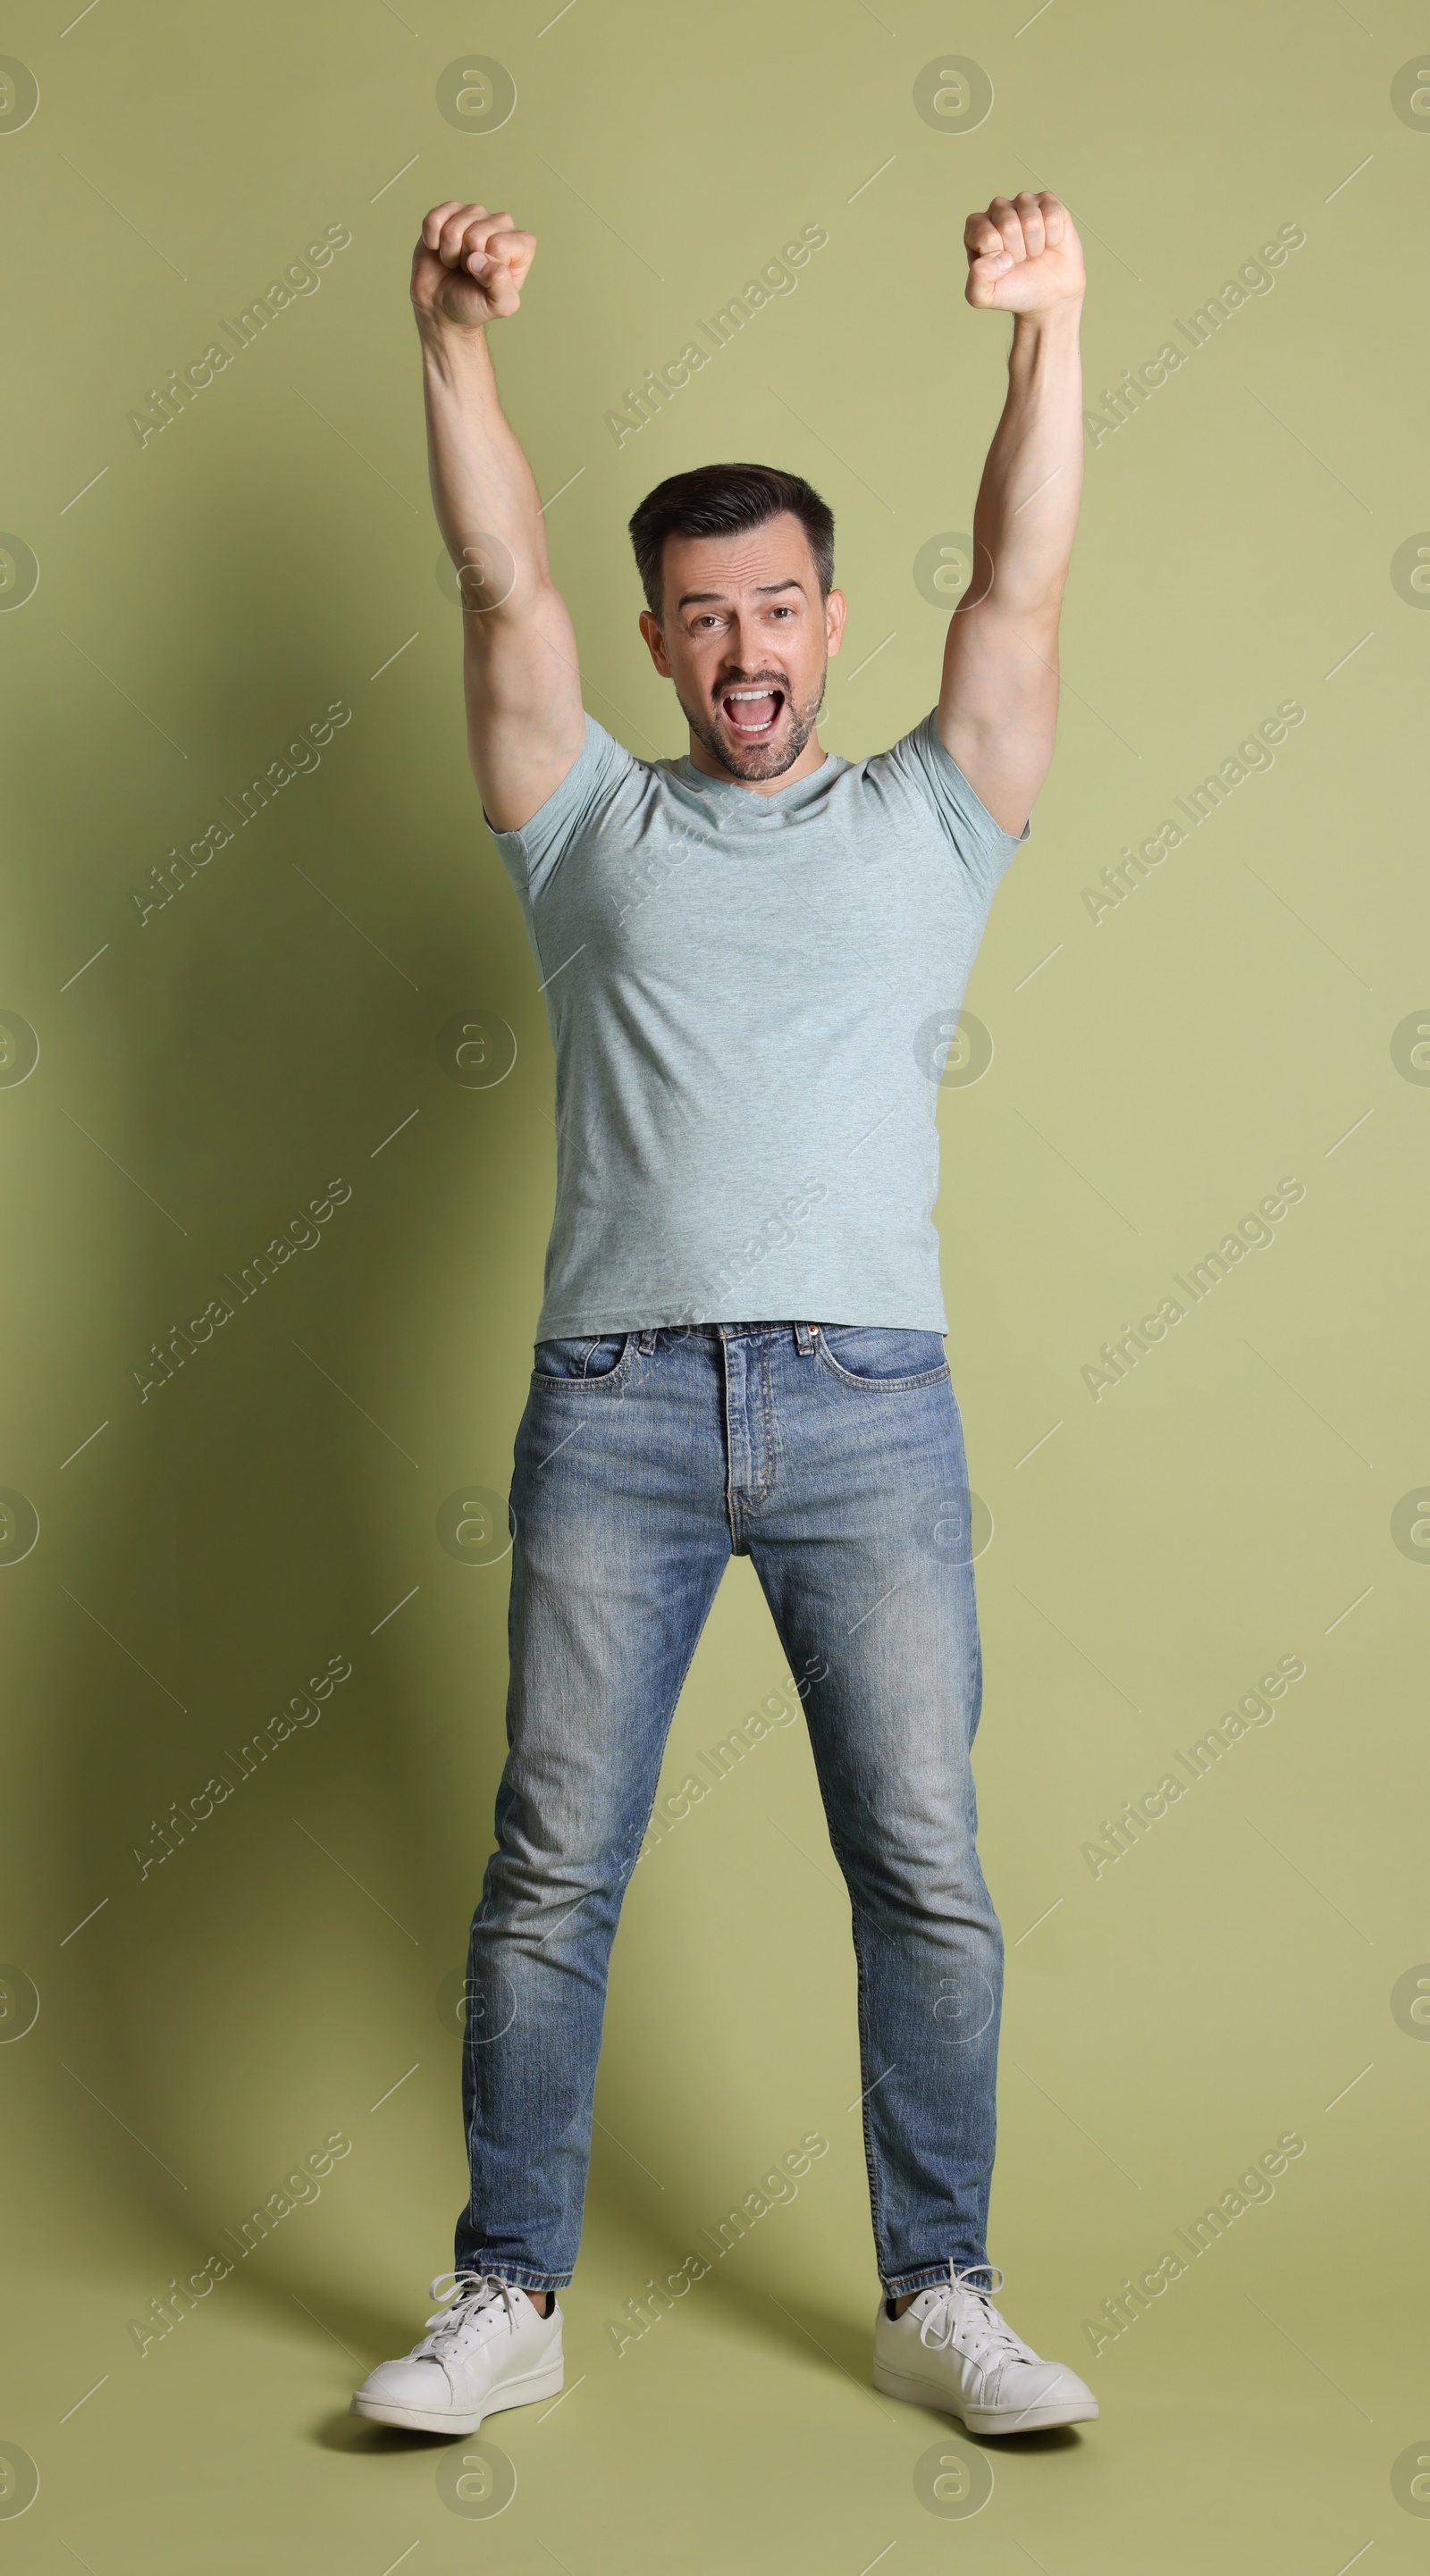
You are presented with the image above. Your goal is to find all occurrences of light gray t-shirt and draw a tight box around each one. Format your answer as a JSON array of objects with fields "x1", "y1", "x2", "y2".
[{"x1": 489, "y1": 709, "x2": 1028, "y2": 1336}]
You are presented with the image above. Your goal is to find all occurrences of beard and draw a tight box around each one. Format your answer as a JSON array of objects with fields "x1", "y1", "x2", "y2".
[{"x1": 677, "y1": 663, "x2": 828, "y2": 783}]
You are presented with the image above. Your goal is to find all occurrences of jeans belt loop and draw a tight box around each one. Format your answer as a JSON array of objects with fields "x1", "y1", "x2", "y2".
[
  {"x1": 795, "y1": 1322, "x2": 817, "y2": 1355},
  {"x1": 636, "y1": 1328, "x2": 658, "y2": 1355}
]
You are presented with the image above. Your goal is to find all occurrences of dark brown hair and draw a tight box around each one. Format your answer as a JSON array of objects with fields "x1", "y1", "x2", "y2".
[{"x1": 627, "y1": 463, "x2": 835, "y2": 620}]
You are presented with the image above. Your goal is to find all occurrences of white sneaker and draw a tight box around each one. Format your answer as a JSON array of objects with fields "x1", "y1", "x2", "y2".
[
  {"x1": 349, "y1": 2270, "x2": 563, "y2": 2436},
  {"x1": 873, "y1": 2262, "x2": 1098, "y2": 2436}
]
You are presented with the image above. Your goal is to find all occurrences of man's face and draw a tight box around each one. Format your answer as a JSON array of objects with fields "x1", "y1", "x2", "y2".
[{"x1": 638, "y1": 512, "x2": 845, "y2": 784}]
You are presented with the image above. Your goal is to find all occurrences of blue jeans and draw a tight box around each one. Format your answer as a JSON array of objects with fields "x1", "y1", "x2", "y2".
[{"x1": 455, "y1": 1322, "x2": 1003, "y2": 2298}]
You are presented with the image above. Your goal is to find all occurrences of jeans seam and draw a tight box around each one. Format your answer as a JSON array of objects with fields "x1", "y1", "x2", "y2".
[
  {"x1": 530, "y1": 1333, "x2": 639, "y2": 1393},
  {"x1": 804, "y1": 1787, "x2": 895, "y2": 2284},
  {"x1": 457, "y1": 2261, "x2": 571, "y2": 2293},
  {"x1": 884, "y1": 2266, "x2": 963, "y2": 2296},
  {"x1": 622, "y1": 1598, "x2": 722, "y2": 1882},
  {"x1": 847, "y1": 1899, "x2": 894, "y2": 2284},
  {"x1": 722, "y1": 1337, "x2": 778, "y2": 1541},
  {"x1": 742, "y1": 1330, "x2": 778, "y2": 1512},
  {"x1": 814, "y1": 1347, "x2": 951, "y2": 1394}
]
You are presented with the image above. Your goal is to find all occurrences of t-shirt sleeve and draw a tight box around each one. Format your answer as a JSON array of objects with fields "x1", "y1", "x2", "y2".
[
  {"x1": 879, "y1": 708, "x2": 1030, "y2": 904},
  {"x1": 484, "y1": 713, "x2": 638, "y2": 904}
]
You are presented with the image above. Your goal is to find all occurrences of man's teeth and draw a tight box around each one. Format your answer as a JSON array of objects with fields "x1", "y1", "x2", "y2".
[{"x1": 724, "y1": 688, "x2": 782, "y2": 732}]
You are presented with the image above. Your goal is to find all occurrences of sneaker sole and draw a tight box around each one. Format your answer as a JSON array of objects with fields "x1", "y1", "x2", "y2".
[
  {"x1": 349, "y1": 2357, "x2": 565, "y2": 2438},
  {"x1": 873, "y1": 2361, "x2": 1098, "y2": 2435}
]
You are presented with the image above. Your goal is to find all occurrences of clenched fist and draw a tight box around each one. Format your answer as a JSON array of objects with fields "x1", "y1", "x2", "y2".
[
  {"x1": 412, "y1": 201, "x2": 537, "y2": 331},
  {"x1": 964, "y1": 192, "x2": 1084, "y2": 313}
]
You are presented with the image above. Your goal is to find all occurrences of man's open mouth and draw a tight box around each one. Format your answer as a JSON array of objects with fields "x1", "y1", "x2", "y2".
[{"x1": 720, "y1": 685, "x2": 785, "y2": 739}]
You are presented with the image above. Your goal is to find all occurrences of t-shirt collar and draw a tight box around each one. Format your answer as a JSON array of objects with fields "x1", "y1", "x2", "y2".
[{"x1": 669, "y1": 745, "x2": 845, "y2": 827}]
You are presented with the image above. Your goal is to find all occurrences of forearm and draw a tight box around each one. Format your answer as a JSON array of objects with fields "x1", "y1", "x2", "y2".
[
  {"x1": 972, "y1": 300, "x2": 1084, "y2": 623},
  {"x1": 418, "y1": 318, "x2": 552, "y2": 605}
]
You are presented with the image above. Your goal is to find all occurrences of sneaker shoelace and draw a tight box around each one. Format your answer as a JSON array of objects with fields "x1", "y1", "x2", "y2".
[
  {"x1": 917, "y1": 2262, "x2": 1039, "y2": 2379},
  {"x1": 414, "y1": 2270, "x2": 518, "y2": 2367}
]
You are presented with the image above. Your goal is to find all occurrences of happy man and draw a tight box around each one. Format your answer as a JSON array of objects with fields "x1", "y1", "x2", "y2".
[{"x1": 352, "y1": 188, "x2": 1097, "y2": 2443}]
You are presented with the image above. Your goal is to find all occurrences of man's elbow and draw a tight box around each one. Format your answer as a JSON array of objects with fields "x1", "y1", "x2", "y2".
[{"x1": 987, "y1": 569, "x2": 1069, "y2": 632}]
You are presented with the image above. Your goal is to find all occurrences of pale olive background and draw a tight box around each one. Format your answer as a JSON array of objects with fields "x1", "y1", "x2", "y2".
[{"x1": 1, "y1": 1, "x2": 1426, "y2": 2568}]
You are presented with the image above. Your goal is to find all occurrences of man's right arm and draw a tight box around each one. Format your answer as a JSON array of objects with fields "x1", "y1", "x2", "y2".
[{"x1": 413, "y1": 201, "x2": 584, "y2": 835}]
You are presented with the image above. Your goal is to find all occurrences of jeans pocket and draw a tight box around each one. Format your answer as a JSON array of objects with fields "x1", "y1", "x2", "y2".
[
  {"x1": 814, "y1": 1326, "x2": 949, "y2": 1390},
  {"x1": 532, "y1": 1332, "x2": 632, "y2": 1386}
]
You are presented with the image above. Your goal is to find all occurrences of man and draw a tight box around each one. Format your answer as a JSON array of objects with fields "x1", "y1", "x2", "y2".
[{"x1": 352, "y1": 189, "x2": 1096, "y2": 2443}]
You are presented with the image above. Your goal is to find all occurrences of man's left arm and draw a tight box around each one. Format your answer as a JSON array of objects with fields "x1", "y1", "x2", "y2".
[{"x1": 938, "y1": 191, "x2": 1087, "y2": 837}]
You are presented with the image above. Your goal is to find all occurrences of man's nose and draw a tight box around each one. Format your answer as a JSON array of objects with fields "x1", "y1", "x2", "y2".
[{"x1": 722, "y1": 613, "x2": 775, "y2": 672}]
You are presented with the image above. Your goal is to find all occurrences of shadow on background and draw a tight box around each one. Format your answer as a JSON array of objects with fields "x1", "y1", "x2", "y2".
[{"x1": 39, "y1": 456, "x2": 543, "y2": 2302}]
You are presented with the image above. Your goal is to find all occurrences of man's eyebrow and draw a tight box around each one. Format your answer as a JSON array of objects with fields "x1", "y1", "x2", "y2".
[{"x1": 673, "y1": 578, "x2": 807, "y2": 610}]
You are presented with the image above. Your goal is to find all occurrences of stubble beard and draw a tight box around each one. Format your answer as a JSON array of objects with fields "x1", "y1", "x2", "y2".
[{"x1": 678, "y1": 664, "x2": 828, "y2": 785}]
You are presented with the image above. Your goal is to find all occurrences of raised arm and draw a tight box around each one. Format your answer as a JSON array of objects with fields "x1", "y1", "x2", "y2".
[
  {"x1": 412, "y1": 201, "x2": 585, "y2": 834},
  {"x1": 938, "y1": 192, "x2": 1086, "y2": 836}
]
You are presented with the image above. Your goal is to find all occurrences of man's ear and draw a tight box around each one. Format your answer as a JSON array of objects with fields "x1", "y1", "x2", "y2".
[
  {"x1": 824, "y1": 587, "x2": 847, "y2": 659},
  {"x1": 638, "y1": 608, "x2": 672, "y2": 676}
]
